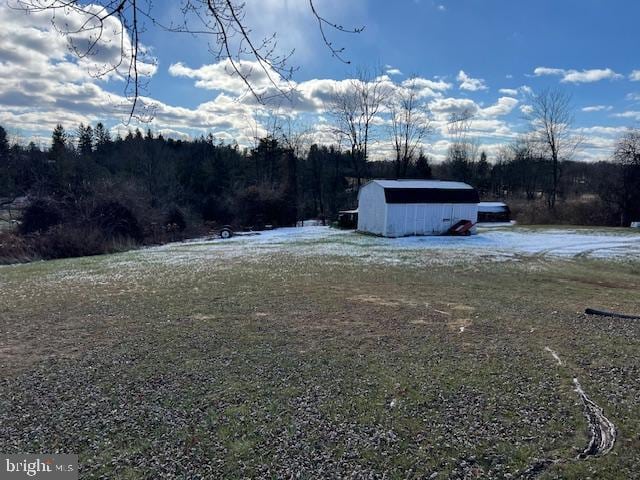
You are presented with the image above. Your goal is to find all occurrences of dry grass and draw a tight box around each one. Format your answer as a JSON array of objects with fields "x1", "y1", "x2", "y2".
[{"x1": 0, "y1": 234, "x2": 639, "y2": 478}]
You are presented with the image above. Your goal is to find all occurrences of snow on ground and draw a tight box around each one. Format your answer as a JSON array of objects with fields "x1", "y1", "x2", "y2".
[
  {"x1": 26, "y1": 225, "x2": 640, "y2": 285},
  {"x1": 136, "y1": 226, "x2": 640, "y2": 269}
]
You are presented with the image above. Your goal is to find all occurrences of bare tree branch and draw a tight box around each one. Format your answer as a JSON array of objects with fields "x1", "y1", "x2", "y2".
[
  {"x1": 387, "y1": 77, "x2": 433, "y2": 178},
  {"x1": 526, "y1": 88, "x2": 582, "y2": 208},
  {"x1": 13, "y1": 0, "x2": 364, "y2": 121}
]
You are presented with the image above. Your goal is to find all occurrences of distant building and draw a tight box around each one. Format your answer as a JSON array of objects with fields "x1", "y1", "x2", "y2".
[
  {"x1": 477, "y1": 202, "x2": 511, "y2": 223},
  {"x1": 357, "y1": 180, "x2": 479, "y2": 237},
  {"x1": 337, "y1": 209, "x2": 358, "y2": 229}
]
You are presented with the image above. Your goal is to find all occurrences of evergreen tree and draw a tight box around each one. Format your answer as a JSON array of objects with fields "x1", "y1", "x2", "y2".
[
  {"x1": 0, "y1": 125, "x2": 8, "y2": 158},
  {"x1": 94, "y1": 122, "x2": 111, "y2": 148},
  {"x1": 414, "y1": 151, "x2": 432, "y2": 179},
  {"x1": 50, "y1": 125, "x2": 67, "y2": 161},
  {"x1": 50, "y1": 124, "x2": 72, "y2": 190},
  {"x1": 0, "y1": 125, "x2": 12, "y2": 194},
  {"x1": 78, "y1": 124, "x2": 94, "y2": 156},
  {"x1": 475, "y1": 151, "x2": 490, "y2": 194}
]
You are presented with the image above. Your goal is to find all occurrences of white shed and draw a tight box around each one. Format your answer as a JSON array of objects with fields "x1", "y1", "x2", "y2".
[{"x1": 357, "y1": 180, "x2": 479, "y2": 237}]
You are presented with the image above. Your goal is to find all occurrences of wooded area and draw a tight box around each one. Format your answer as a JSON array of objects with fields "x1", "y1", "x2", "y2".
[{"x1": 1, "y1": 121, "x2": 639, "y2": 263}]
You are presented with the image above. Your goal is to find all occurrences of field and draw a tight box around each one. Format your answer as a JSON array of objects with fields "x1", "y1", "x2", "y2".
[{"x1": 1, "y1": 226, "x2": 640, "y2": 479}]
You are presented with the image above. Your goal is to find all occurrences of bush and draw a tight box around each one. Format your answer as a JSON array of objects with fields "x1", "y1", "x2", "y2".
[
  {"x1": 33, "y1": 225, "x2": 104, "y2": 259},
  {"x1": 19, "y1": 198, "x2": 63, "y2": 234},
  {"x1": 32, "y1": 225, "x2": 136, "y2": 260},
  {"x1": 235, "y1": 186, "x2": 288, "y2": 227},
  {"x1": 201, "y1": 195, "x2": 233, "y2": 223},
  {"x1": 91, "y1": 200, "x2": 143, "y2": 241},
  {"x1": 165, "y1": 206, "x2": 187, "y2": 232},
  {"x1": 510, "y1": 196, "x2": 619, "y2": 226},
  {"x1": 0, "y1": 231, "x2": 35, "y2": 264}
]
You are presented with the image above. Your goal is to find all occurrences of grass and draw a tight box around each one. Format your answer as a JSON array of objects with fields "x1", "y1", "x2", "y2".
[{"x1": 1, "y1": 229, "x2": 639, "y2": 478}]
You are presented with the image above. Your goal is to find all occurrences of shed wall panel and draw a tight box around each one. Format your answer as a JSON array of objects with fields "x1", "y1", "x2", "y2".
[
  {"x1": 384, "y1": 203, "x2": 478, "y2": 237},
  {"x1": 357, "y1": 183, "x2": 386, "y2": 235}
]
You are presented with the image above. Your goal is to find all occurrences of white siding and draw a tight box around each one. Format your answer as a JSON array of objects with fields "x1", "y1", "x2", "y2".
[
  {"x1": 384, "y1": 203, "x2": 477, "y2": 237},
  {"x1": 357, "y1": 180, "x2": 479, "y2": 237},
  {"x1": 357, "y1": 182, "x2": 387, "y2": 235}
]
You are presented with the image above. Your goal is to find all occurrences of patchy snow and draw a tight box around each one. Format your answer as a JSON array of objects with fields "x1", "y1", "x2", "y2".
[
  {"x1": 19, "y1": 224, "x2": 640, "y2": 290},
  {"x1": 573, "y1": 377, "x2": 617, "y2": 458},
  {"x1": 544, "y1": 347, "x2": 563, "y2": 366},
  {"x1": 134, "y1": 225, "x2": 640, "y2": 269},
  {"x1": 476, "y1": 222, "x2": 516, "y2": 228}
]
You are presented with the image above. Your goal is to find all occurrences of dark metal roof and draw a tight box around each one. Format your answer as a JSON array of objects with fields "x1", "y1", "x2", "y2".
[{"x1": 384, "y1": 187, "x2": 480, "y2": 204}]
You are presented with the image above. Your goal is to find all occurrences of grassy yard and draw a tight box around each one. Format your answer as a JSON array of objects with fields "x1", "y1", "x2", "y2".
[{"x1": 1, "y1": 227, "x2": 639, "y2": 478}]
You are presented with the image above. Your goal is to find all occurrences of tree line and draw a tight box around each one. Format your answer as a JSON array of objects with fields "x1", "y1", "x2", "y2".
[{"x1": 1, "y1": 111, "x2": 639, "y2": 262}]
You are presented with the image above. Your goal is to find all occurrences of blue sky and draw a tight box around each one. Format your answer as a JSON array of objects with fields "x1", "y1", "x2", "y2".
[{"x1": 1, "y1": 0, "x2": 639, "y2": 161}]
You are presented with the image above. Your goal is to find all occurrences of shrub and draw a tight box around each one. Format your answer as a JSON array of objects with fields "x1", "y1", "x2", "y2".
[
  {"x1": 32, "y1": 225, "x2": 136, "y2": 260},
  {"x1": 33, "y1": 225, "x2": 104, "y2": 259},
  {"x1": 0, "y1": 231, "x2": 35, "y2": 264},
  {"x1": 510, "y1": 196, "x2": 619, "y2": 226},
  {"x1": 165, "y1": 206, "x2": 187, "y2": 232},
  {"x1": 201, "y1": 195, "x2": 233, "y2": 223},
  {"x1": 91, "y1": 200, "x2": 143, "y2": 241},
  {"x1": 235, "y1": 186, "x2": 288, "y2": 227},
  {"x1": 19, "y1": 198, "x2": 63, "y2": 234}
]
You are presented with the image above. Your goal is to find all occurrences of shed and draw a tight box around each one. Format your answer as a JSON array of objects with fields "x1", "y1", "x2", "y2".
[
  {"x1": 478, "y1": 202, "x2": 511, "y2": 223},
  {"x1": 337, "y1": 209, "x2": 358, "y2": 229},
  {"x1": 357, "y1": 180, "x2": 479, "y2": 237}
]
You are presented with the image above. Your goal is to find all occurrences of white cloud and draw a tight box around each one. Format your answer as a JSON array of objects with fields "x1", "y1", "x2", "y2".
[
  {"x1": 168, "y1": 60, "x2": 288, "y2": 96},
  {"x1": 499, "y1": 85, "x2": 532, "y2": 97},
  {"x1": 630, "y1": 70, "x2": 640, "y2": 81},
  {"x1": 563, "y1": 69, "x2": 622, "y2": 83},
  {"x1": 0, "y1": 3, "x2": 625, "y2": 164},
  {"x1": 581, "y1": 105, "x2": 612, "y2": 112},
  {"x1": 576, "y1": 126, "x2": 627, "y2": 136},
  {"x1": 534, "y1": 67, "x2": 623, "y2": 83},
  {"x1": 400, "y1": 77, "x2": 452, "y2": 98},
  {"x1": 437, "y1": 4, "x2": 446, "y2": 11},
  {"x1": 520, "y1": 85, "x2": 533, "y2": 95},
  {"x1": 385, "y1": 67, "x2": 403, "y2": 76},
  {"x1": 243, "y1": 0, "x2": 366, "y2": 62},
  {"x1": 533, "y1": 67, "x2": 566, "y2": 77},
  {"x1": 457, "y1": 70, "x2": 488, "y2": 91},
  {"x1": 480, "y1": 97, "x2": 518, "y2": 117},
  {"x1": 614, "y1": 111, "x2": 640, "y2": 121},
  {"x1": 428, "y1": 97, "x2": 479, "y2": 119},
  {"x1": 520, "y1": 104, "x2": 534, "y2": 115}
]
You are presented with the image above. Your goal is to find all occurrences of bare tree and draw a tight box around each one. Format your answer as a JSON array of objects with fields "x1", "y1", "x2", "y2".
[
  {"x1": 444, "y1": 108, "x2": 478, "y2": 182},
  {"x1": 387, "y1": 77, "x2": 432, "y2": 178},
  {"x1": 328, "y1": 68, "x2": 391, "y2": 187},
  {"x1": 13, "y1": 0, "x2": 363, "y2": 120},
  {"x1": 526, "y1": 88, "x2": 581, "y2": 209},
  {"x1": 507, "y1": 133, "x2": 546, "y2": 200},
  {"x1": 251, "y1": 106, "x2": 311, "y2": 157},
  {"x1": 605, "y1": 129, "x2": 640, "y2": 225}
]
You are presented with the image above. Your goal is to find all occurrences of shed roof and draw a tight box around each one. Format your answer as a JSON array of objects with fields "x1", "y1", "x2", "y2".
[
  {"x1": 478, "y1": 202, "x2": 509, "y2": 213},
  {"x1": 363, "y1": 180, "x2": 479, "y2": 204},
  {"x1": 370, "y1": 179, "x2": 474, "y2": 190}
]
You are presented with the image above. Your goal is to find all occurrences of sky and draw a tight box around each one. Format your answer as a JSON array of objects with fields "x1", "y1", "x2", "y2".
[{"x1": 1, "y1": 0, "x2": 640, "y2": 162}]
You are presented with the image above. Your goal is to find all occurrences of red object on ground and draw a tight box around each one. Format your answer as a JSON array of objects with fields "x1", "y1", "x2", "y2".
[{"x1": 448, "y1": 220, "x2": 474, "y2": 236}]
